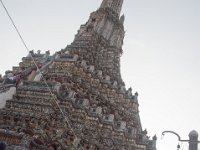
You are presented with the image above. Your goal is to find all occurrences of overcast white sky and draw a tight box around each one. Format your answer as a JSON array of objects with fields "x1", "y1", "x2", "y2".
[{"x1": 1, "y1": 0, "x2": 200, "y2": 149}]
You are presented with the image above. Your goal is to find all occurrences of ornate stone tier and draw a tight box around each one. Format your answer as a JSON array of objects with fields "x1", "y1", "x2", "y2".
[
  {"x1": 0, "y1": 129, "x2": 33, "y2": 150},
  {"x1": 15, "y1": 50, "x2": 51, "y2": 72},
  {"x1": 0, "y1": 81, "x2": 79, "y2": 149},
  {"x1": 41, "y1": 55, "x2": 148, "y2": 149},
  {"x1": 18, "y1": 81, "x2": 61, "y2": 93}
]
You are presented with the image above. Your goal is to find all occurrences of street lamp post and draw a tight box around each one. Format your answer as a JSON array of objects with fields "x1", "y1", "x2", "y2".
[{"x1": 162, "y1": 130, "x2": 200, "y2": 150}]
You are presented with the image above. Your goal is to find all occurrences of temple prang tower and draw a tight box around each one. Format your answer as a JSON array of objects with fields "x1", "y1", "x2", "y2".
[{"x1": 0, "y1": 1, "x2": 157, "y2": 150}]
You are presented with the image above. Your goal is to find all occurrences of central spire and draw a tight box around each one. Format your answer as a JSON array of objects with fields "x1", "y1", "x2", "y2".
[
  {"x1": 65, "y1": 0, "x2": 126, "y2": 84},
  {"x1": 100, "y1": 0, "x2": 124, "y2": 16}
]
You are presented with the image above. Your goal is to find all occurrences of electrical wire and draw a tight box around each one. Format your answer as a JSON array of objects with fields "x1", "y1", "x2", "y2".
[{"x1": 0, "y1": 0, "x2": 83, "y2": 149}]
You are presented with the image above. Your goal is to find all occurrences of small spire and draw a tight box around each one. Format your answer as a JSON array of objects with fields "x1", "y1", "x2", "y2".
[{"x1": 153, "y1": 134, "x2": 157, "y2": 141}]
